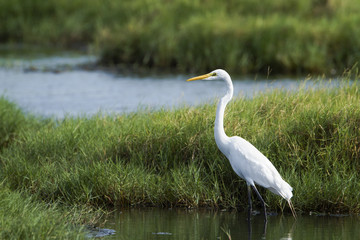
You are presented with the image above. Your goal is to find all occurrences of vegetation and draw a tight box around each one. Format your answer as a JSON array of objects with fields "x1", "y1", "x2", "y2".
[
  {"x1": 0, "y1": 184, "x2": 92, "y2": 240},
  {"x1": 0, "y1": 98, "x2": 103, "y2": 239},
  {"x1": 1, "y1": 0, "x2": 360, "y2": 74},
  {"x1": 0, "y1": 97, "x2": 43, "y2": 150},
  {"x1": 1, "y1": 77, "x2": 360, "y2": 217}
]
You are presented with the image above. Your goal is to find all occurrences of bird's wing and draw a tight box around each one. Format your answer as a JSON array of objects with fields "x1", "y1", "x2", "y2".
[{"x1": 227, "y1": 136, "x2": 291, "y2": 198}]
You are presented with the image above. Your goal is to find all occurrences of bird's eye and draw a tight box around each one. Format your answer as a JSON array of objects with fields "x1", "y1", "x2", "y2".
[{"x1": 210, "y1": 72, "x2": 217, "y2": 76}]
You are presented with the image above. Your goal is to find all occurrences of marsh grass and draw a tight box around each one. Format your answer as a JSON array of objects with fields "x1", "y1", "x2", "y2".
[
  {"x1": 1, "y1": 78, "x2": 360, "y2": 215},
  {"x1": 0, "y1": 183, "x2": 97, "y2": 239},
  {"x1": 0, "y1": 97, "x2": 40, "y2": 150},
  {"x1": 1, "y1": 0, "x2": 360, "y2": 74}
]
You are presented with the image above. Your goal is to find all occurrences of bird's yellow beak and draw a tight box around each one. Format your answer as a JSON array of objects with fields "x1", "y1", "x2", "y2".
[{"x1": 186, "y1": 73, "x2": 212, "y2": 82}]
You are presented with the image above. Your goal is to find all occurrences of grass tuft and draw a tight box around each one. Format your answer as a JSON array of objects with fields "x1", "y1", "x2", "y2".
[{"x1": 0, "y1": 182, "x2": 97, "y2": 239}]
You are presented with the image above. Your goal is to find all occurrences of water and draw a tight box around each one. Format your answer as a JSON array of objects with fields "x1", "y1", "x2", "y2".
[
  {"x1": 101, "y1": 208, "x2": 359, "y2": 240},
  {"x1": 0, "y1": 54, "x2": 318, "y2": 118}
]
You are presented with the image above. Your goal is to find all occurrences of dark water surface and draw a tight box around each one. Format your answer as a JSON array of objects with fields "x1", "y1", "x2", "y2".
[
  {"x1": 102, "y1": 208, "x2": 359, "y2": 240},
  {"x1": 0, "y1": 54, "x2": 328, "y2": 118}
]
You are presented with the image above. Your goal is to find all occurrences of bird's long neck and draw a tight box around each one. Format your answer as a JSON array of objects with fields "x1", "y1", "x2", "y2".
[{"x1": 214, "y1": 77, "x2": 233, "y2": 153}]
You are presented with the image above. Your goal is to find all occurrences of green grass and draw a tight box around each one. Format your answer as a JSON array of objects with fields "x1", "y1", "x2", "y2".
[
  {"x1": 1, "y1": 0, "x2": 360, "y2": 74},
  {"x1": 0, "y1": 183, "x2": 97, "y2": 239},
  {"x1": 0, "y1": 98, "x2": 102, "y2": 239},
  {"x1": 1, "y1": 77, "x2": 360, "y2": 217},
  {"x1": 0, "y1": 96, "x2": 41, "y2": 150}
]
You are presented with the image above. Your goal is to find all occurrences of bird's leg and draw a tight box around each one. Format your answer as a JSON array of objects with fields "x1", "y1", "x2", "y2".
[
  {"x1": 251, "y1": 185, "x2": 267, "y2": 222},
  {"x1": 262, "y1": 216, "x2": 268, "y2": 237},
  {"x1": 247, "y1": 215, "x2": 252, "y2": 240},
  {"x1": 247, "y1": 185, "x2": 252, "y2": 220}
]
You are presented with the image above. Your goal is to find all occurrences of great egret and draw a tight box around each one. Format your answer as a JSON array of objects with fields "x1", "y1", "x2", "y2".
[{"x1": 187, "y1": 69, "x2": 296, "y2": 221}]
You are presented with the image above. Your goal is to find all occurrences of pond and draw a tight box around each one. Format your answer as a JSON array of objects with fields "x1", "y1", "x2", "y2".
[
  {"x1": 100, "y1": 208, "x2": 359, "y2": 240},
  {"x1": 0, "y1": 53, "x2": 326, "y2": 118}
]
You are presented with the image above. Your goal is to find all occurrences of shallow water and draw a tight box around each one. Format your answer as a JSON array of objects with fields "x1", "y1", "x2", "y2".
[
  {"x1": 0, "y1": 54, "x2": 324, "y2": 118},
  {"x1": 102, "y1": 208, "x2": 359, "y2": 240}
]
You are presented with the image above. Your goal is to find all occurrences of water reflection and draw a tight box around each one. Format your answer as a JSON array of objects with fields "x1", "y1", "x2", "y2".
[{"x1": 102, "y1": 208, "x2": 359, "y2": 240}]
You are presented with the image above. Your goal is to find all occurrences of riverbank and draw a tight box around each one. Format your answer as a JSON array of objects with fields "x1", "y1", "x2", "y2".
[
  {"x1": 1, "y1": 0, "x2": 360, "y2": 75},
  {"x1": 1, "y1": 77, "x2": 360, "y2": 238},
  {"x1": 1, "y1": 75, "x2": 360, "y2": 213}
]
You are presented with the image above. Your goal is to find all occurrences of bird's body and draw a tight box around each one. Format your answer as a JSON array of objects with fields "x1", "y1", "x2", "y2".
[
  {"x1": 224, "y1": 136, "x2": 293, "y2": 201},
  {"x1": 187, "y1": 69, "x2": 295, "y2": 220}
]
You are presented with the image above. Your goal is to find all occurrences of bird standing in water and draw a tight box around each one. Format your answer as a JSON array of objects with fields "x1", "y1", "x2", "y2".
[{"x1": 187, "y1": 69, "x2": 296, "y2": 221}]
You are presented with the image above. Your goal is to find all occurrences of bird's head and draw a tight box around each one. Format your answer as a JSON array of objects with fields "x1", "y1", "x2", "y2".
[{"x1": 186, "y1": 69, "x2": 230, "y2": 82}]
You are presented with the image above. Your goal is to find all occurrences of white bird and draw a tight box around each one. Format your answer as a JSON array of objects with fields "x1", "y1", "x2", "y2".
[{"x1": 187, "y1": 69, "x2": 296, "y2": 221}]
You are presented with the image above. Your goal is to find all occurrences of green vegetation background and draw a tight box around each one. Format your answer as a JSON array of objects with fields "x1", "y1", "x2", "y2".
[{"x1": 1, "y1": 0, "x2": 360, "y2": 74}]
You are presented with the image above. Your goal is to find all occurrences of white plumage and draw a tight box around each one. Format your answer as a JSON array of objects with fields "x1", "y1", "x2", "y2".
[
  {"x1": 227, "y1": 136, "x2": 293, "y2": 200},
  {"x1": 187, "y1": 69, "x2": 296, "y2": 220}
]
